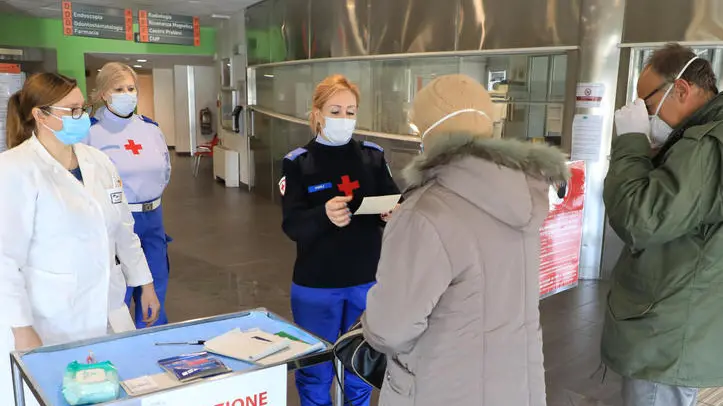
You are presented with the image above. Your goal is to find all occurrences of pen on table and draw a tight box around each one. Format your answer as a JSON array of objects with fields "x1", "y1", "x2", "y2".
[
  {"x1": 251, "y1": 336, "x2": 272, "y2": 343},
  {"x1": 155, "y1": 340, "x2": 206, "y2": 346}
]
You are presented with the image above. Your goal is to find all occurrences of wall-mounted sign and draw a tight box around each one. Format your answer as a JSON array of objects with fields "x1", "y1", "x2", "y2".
[
  {"x1": 0, "y1": 64, "x2": 24, "y2": 153},
  {"x1": 138, "y1": 11, "x2": 200, "y2": 46},
  {"x1": 0, "y1": 64, "x2": 20, "y2": 74},
  {"x1": 575, "y1": 82, "x2": 605, "y2": 109},
  {"x1": 571, "y1": 114, "x2": 604, "y2": 161},
  {"x1": 61, "y1": 1, "x2": 133, "y2": 41}
]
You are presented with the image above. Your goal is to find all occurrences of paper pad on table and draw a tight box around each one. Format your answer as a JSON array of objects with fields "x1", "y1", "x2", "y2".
[
  {"x1": 121, "y1": 373, "x2": 181, "y2": 397},
  {"x1": 204, "y1": 328, "x2": 291, "y2": 363},
  {"x1": 354, "y1": 194, "x2": 401, "y2": 215}
]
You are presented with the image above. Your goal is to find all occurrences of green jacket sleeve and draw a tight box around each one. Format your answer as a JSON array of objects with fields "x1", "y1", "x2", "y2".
[{"x1": 604, "y1": 132, "x2": 720, "y2": 249}]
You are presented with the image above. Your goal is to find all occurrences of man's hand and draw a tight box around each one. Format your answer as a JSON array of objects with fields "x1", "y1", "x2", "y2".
[
  {"x1": 615, "y1": 98, "x2": 650, "y2": 137},
  {"x1": 140, "y1": 283, "x2": 161, "y2": 326},
  {"x1": 326, "y1": 196, "x2": 353, "y2": 227},
  {"x1": 12, "y1": 327, "x2": 42, "y2": 351}
]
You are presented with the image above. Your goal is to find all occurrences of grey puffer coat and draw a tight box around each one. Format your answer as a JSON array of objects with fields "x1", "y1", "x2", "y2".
[{"x1": 363, "y1": 133, "x2": 569, "y2": 406}]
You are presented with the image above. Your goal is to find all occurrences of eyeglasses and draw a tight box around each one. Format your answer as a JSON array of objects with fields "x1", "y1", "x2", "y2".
[
  {"x1": 641, "y1": 80, "x2": 677, "y2": 114},
  {"x1": 42, "y1": 105, "x2": 93, "y2": 119}
]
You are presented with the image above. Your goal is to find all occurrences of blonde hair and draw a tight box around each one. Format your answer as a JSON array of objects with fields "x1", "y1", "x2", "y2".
[
  {"x1": 91, "y1": 62, "x2": 138, "y2": 115},
  {"x1": 309, "y1": 74, "x2": 360, "y2": 135}
]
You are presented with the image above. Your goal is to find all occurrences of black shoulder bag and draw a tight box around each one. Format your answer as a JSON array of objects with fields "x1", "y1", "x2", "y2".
[{"x1": 332, "y1": 319, "x2": 387, "y2": 390}]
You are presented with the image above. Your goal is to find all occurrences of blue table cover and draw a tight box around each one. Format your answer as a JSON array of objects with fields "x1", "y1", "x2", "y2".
[{"x1": 18, "y1": 311, "x2": 327, "y2": 406}]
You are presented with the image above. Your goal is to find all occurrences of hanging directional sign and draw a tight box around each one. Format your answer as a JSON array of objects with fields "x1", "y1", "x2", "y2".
[
  {"x1": 61, "y1": 1, "x2": 133, "y2": 41},
  {"x1": 138, "y1": 11, "x2": 201, "y2": 46}
]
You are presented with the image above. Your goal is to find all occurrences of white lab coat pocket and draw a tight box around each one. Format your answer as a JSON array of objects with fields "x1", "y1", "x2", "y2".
[
  {"x1": 25, "y1": 267, "x2": 75, "y2": 319},
  {"x1": 108, "y1": 264, "x2": 127, "y2": 312}
]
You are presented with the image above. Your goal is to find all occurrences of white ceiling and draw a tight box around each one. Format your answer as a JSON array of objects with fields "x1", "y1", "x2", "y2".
[
  {"x1": 0, "y1": 0, "x2": 260, "y2": 25},
  {"x1": 85, "y1": 52, "x2": 215, "y2": 71}
]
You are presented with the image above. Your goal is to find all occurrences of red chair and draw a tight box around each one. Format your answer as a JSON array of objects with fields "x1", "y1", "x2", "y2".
[{"x1": 193, "y1": 134, "x2": 219, "y2": 177}]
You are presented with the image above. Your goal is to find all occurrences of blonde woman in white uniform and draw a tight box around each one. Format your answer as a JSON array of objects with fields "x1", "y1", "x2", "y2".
[{"x1": 0, "y1": 73, "x2": 160, "y2": 404}]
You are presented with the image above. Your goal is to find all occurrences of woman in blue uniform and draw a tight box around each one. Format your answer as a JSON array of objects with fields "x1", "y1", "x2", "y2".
[
  {"x1": 280, "y1": 74, "x2": 401, "y2": 406},
  {"x1": 86, "y1": 62, "x2": 172, "y2": 328}
]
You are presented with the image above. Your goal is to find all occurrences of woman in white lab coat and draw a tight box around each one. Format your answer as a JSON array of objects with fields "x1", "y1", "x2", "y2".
[{"x1": 0, "y1": 72, "x2": 161, "y2": 404}]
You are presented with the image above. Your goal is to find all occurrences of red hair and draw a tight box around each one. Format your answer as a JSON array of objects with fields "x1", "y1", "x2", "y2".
[{"x1": 309, "y1": 74, "x2": 360, "y2": 134}]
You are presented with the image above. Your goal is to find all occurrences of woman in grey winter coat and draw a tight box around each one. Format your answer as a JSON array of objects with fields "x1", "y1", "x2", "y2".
[{"x1": 362, "y1": 74, "x2": 569, "y2": 406}]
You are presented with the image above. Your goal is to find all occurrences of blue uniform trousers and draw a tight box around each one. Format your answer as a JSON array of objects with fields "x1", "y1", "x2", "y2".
[
  {"x1": 291, "y1": 282, "x2": 373, "y2": 406},
  {"x1": 125, "y1": 204, "x2": 170, "y2": 328}
]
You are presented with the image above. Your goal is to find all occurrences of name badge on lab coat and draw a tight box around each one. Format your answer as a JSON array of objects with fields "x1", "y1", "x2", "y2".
[{"x1": 108, "y1": 187, "x2": 123, "y2": 205}]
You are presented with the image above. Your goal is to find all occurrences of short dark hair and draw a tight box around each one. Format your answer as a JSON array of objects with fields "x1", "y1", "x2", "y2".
[{"x1": 646, "y1": 43, "x2": 719, "y2": 95}]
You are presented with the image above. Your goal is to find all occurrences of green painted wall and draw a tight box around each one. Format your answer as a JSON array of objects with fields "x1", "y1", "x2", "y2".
[{"x1": 0, "y1": 14, "x2": 216, "y2": 94}]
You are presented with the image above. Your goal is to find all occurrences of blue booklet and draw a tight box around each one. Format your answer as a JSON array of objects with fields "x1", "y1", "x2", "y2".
[{"x1": 157, "y1": 352, "x2": 231, "y2": 382}]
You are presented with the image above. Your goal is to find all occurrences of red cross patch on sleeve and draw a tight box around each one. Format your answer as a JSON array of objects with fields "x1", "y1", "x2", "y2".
[{"x1": 279, "y1": 176, "x2": 286, "y2": 196}]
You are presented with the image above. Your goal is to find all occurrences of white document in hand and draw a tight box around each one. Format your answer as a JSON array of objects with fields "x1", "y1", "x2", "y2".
[{"x1": 354, "y1": 194, "x2": 402, "y2": 215}]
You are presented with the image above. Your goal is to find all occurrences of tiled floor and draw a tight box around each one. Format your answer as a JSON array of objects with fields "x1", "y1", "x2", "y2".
[{"x1": 163, "y1": 155, "x2": 719, "y2": 405}]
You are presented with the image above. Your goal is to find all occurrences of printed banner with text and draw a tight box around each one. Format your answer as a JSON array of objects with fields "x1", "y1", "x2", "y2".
[
  {"x1": 112, "y1": 364, "x2": 286, "y2": 406},
  {"x1": 539, "y1": 161, "x2": 585, "y2": 298}
]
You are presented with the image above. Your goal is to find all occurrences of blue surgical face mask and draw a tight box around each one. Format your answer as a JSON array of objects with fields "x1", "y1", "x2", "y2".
[
  {"x1": 43, "y1": 112, "x2": 92, "y2": 145},
  {"x1": 109, "y1": 92, "x2": 138, "y2": 117}
]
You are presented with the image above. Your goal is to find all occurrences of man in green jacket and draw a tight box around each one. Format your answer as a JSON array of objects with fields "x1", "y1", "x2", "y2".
[{"x1": 603, "y1": 43, "x2": 723, "y2": 406}]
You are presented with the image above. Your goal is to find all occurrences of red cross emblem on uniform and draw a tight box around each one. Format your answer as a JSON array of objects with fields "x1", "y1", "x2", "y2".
[
  {"x1": 278, "y1": 176, "x2": 286, "y2": 196},
  {"x1": 337, "y1": 175, "x2": 360, "y2": 197},
  {"x1": 124, "y1": 139, "x2": 143, "y2": 155}
]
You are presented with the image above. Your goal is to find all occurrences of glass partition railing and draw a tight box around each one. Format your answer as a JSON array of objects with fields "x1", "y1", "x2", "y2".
[{"x1": 249, "y1": 51, "x2": 571, "y2": 145}]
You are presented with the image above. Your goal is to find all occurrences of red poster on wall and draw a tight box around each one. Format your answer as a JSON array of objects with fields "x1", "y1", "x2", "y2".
[
  {"x1": 0, "y1": 64, "x2": 21, "y2": 74},
  {"x1": 62, "y1": 1, "x2": 73, "y2": 36},
  {"x1": 193, "y1": 17, "x2": 201, "y2": 47},
  {"x1": 138, "y1": 10, "x2": 149, "y2": 43},
  {"x1": 539, "y1": 161, "x2": 585, "y2": 298},
  {"x1": 124, "y1": 9, "x2": 133, "y2": 41}
]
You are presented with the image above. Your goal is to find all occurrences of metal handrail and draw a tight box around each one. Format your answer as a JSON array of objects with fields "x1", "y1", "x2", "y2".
[
  {"x1": 248, "y1": 106, "x2": 421, "y2": 143},
  {"x1": 247, "y1": 45, "x2": 580, "y2": 69}
]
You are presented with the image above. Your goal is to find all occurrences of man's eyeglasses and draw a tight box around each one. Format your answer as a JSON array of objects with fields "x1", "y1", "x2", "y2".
[
  {"x1": 642, "y1": 81, "x2": 672, "y2": 103},
  {"x1": 42, "y1": 105, "x2": 93, "y2": 119}
]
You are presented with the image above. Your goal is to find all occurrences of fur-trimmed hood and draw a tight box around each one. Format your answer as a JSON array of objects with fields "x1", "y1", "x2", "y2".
[
  {"x1": 403, "y1": 133, "x2": 570, "y2": 229},
  {"x1": 404, "y1": 133, "x2": 570, "y2": 187}
]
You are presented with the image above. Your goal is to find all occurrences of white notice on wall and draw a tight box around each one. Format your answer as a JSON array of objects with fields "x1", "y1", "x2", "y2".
[
  {"x1": 0, "y1": 72, "x2": 24, "y2": 153},
  {"x1": 571, "y1": 114, "x2": 604, "y2": 161},
  {"x1": 576, "y1": 82, "x2": 605, "y2": 108}
]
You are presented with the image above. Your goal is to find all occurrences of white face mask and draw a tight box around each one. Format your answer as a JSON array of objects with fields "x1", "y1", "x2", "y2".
[
  {"x1": 109, "y1": 92, "x2": 138, "y2": 117},
  {"x1": 420, "y1": 108, "x2": 490, "y2": 139},
  {"x1": 648, "y1": 56, "x2": 699, "y2": 148},
  {"x1": 649, "y1": 116, "x2": 674, "y2": 147},
  {"x1": 322, "y1": 117, "x2": 355, "y2": 146}
]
